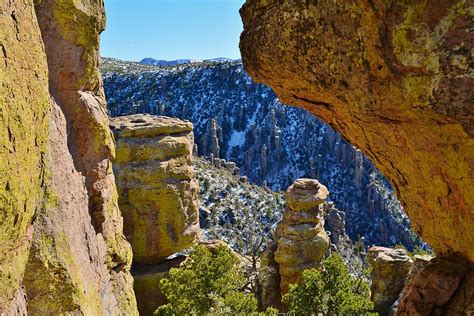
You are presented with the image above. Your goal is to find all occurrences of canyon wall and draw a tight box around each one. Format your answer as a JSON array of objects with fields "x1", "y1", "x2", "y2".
[
  {"x1": 240, "y1": 0, "x2": 473, "y2": 262},
  {"x1": 239, "y1": 0, "x2": 473, "y2": 312},
  {"x1": 1, "y1": 1, "x2": 50, "y2": 312},
  {"x1": 1, "y1": 0, "x2": 137, "y2": 313},
  {"x1": 102, "y1": 59, "x2": 420, "y2": 250}
]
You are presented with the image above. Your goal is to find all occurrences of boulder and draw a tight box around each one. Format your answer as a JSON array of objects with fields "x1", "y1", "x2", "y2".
[
  {"x1": 367, "y1": 247, "x2": 414, "y2": 315},
  {"x1": 396, "y1": 256, "x2": 474, "y2": 315},
  {"x1": 111, "y1": 114, "x2": 200, "y2": 264},
  {"x1": 274, "y1": 178, "x2": 330, "y2": 295}
]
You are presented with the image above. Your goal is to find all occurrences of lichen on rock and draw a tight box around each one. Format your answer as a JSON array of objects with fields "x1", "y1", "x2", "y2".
[
  {"x1": 274, "y1": 178, "x2": 330, "y2": 295},
  {"x1": 0, "y1": 0, "x2": 50, "y2": 311},
  {"x1": 111, "y1": 114, "x2": 200, "y2": 264},
  {"x1": 239, "y1": 1, "x2": 473, "y2": 311},
  {"x1": 1, "y1": 0, "x2": 138, "y2": 313},
  {"x1": 240, "y1": 0, "x2": 474, "y2": 263}
]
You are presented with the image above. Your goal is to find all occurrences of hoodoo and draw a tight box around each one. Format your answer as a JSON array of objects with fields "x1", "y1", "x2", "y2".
[
  {"x1": 274, "y1": 178, "x2": 330, "y2": 295},
  {"x1": 111, "y1": 114, "x2": 200, "y2": 263},
  {"x1": 111, "y1": 114, "x2": 200, "y2": 315}
]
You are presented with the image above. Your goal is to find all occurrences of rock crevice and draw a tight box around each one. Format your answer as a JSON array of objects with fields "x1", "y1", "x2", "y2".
[{"x1": 1, "y1": 0, "x2": 137, "y2": 313}]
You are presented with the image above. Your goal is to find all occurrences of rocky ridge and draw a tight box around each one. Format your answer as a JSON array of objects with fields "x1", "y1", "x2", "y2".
[
  {"x1": 195, "y1": 156, "x2": 285, "y2": 253},
  {"x1": 101, "y1": 57, "x2": 420, "y2": 250}
]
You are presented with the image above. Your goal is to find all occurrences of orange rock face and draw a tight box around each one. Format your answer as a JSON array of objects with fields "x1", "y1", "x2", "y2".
[{"x1": 240, "y1": 0, "x2": 474, "y2": 262}]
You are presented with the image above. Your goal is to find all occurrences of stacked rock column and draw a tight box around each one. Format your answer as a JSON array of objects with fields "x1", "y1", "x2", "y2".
[
  {"x1": 111, "y1": 114, "x2": 200, "y2": 315},
  {"x1": 274, "y1": 178, "x2": 330, "y2": 295}
]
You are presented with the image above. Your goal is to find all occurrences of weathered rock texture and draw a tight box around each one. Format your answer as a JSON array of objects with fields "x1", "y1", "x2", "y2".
[
  {"x1": 367, "y1": 246, "x2": 414, "y2": 315},
  {"x1": 0, "y1": 1, "x2": 50, "y2": 311},
  {"x1": 396, "y1": 256, "x2": 474, "y2": 315},
  {"x1": 240, "y1": 0, "x2": 474, "y2": 262},
  {"x1": 1, "y1": 0, "x2": 137, "y2": 313},
  {"x1": 274, "y1": 178, "x2": 330, "y2": 295},
  {"x1": 240, "y1": 1, "x2": 473, "y2": 312},
  {"x1": 111, "y1": 114, "x2": 200, "y2": 264}
]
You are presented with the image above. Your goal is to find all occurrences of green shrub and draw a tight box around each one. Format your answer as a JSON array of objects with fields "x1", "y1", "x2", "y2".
[
  {"x1": 411, "y1": 245, "x2": 433, "y2": 256},
  {"x1": 283, "y1": 253, "x2": 374, "y2": 315},
  {"x1": 154, "y1": 245, "x2": 258, "y2": 315}
]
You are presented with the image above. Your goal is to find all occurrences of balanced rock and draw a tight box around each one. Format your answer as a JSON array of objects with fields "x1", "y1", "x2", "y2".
[
  {"x1": 367, "y1": 246, "x2": 414, "y2": 315},
  {"x1": 111, "y1": 114, "x2": 200, "y2": 264},
  {"x1": 274, "y1": 178, "x2": 330, "y2": 294}
]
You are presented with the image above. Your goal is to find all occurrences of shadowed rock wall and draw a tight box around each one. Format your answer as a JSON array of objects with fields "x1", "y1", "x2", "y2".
[{"x1": 1, "y1": 0, "x2": 137, "y2": 313}]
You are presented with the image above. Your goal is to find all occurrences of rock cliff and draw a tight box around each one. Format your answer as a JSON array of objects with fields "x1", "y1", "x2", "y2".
[
  {"x1": 240, "y1": 1, "x2": 473, "y2": 312},
  {"x1": 274, "y1": 178, "x2": 330, "y2": 295},
  {"x1": 1, "y1": 1, "x2": 50, "y2": 311},
  {"x1": 240, "y1": 0, "x2": 473, "y2": 263},
  {"x1": 1, "y1": 0, "x2": 136, "y2": 313},
  {"x1": 111, "y1": 114, "x2": 200, "y2": 263}
]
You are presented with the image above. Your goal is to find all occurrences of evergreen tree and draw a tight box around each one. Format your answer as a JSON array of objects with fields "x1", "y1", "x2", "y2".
[
  {"x1": 283, "y1": 253, "x2": 374, "y2": 315},
  {"x1": 154, "y1": 245, "x2": 258, "y2": 315}
]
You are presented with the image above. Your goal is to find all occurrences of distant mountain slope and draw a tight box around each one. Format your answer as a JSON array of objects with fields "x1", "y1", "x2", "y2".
[
  {"x1": 139, "y1": 57, "x2": 240, "y2": 67},
  {"x1": 194, "y1": 157, "x2": 284, "y2": 252},
  {"x1": 139, "y1": 58, "x2": 194, "y2": 67},
  {"x1": 101, "y1": 57, "x2": 422, "y2": 249}
]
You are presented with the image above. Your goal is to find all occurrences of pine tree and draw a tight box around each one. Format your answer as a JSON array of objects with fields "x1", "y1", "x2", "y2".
[
  {"x1": 283, "y1": 253, "x2": 374, "y2": 315},
  {"x1": 154, "y1": 245, "x2": 258, "y2": 315}
]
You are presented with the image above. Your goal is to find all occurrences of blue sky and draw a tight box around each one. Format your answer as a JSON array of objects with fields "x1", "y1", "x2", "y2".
[{"x1": 101, "y1": 0, "x2": 244, "y2": 62}]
